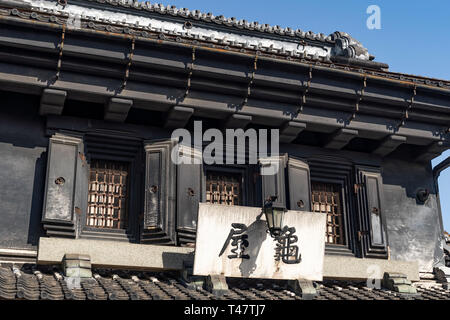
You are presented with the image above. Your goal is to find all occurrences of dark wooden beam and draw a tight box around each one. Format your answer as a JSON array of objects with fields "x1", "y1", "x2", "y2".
[
  {"x1": 104, "y1": 98, "x2": 133, "y2": 122},
  {"x1": 164, "y1": 106, "x2": 194, "y2": 129},
  {"x1": 280, "y1": 121, "x2": 307, "y2": 143},
  {"x1": 224, "y1": 114, "x2": 252, "y2": 129},
  {"x1": 323, "y1": 128, "x2": 358, "y2": 149},
  {"x1": 372, "y1": 135, "x2": 407, "y2": 157},
  {"x1": 0, "y1": 64, "x2": 447, "y2": 148},
  {"x1": 39, "y1": 88, "x2": 67, "y2": 116}
]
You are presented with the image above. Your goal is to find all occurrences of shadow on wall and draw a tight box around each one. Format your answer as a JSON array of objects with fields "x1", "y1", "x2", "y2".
[
  {"x1": 381, "y1": 158, "x2": 436, "y2": 200},
  {"x1": 0, "y1": 143, "x2": 47, "y2": 248},
  {"x1": 0, "y1": 91, "x2": 48, "y2": 248},
  {"x1": 27, "y1": 152, "x2": 47, "y2": 246},
  {"x1": 239, "y1": 218, "x2": 268, "y2": 277},
  {"x1": 0, "y1": 91, "x2": 48, "y2": 149}
]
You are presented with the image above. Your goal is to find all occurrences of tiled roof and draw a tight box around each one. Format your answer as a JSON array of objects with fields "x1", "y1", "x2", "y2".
[
  {"x1": 17, "y1": 0, "x2": 371, "y2": 62},
  {"x1": 0, "y1": 264, "x2": 449, "y2": 300},
  {"x1": 2, "y1": 1, "x2": 450, "y2": 89},
  {"x1": 77, "y1": 0, "x2": 342, "y2": 43}
]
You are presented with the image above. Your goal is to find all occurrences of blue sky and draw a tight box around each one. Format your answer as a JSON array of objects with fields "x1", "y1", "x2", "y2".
[{"x1": 146, "y1": 0, "x2": 450, "y2": 230}]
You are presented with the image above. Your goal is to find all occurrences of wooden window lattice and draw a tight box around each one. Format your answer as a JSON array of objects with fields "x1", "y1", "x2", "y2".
[
  {"x1": 311, "y1": 182, "x2": 345, "y2": 245},
  {"x1": 206, "y1": 171, "x2": 242, "y2": 206},
  {"x1": 87, "y1": 160, "x2": 129, "y2": 229}
]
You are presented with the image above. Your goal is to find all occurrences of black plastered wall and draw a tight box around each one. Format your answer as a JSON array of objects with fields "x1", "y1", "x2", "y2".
[
  {"x1": 0, "y1": 91, "x2": 47, "y2": 249},
  {"x1": 382, "y1": 158, "x2": 443, "y2": 272},
  {"x1": 282, "y1": 143, "x2": 444, "y2": 271}
]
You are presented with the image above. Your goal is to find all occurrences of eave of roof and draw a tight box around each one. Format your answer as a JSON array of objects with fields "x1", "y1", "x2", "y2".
[
  {"x1": 3, "y1": 2, "x2": 450, "y2": 93},
  {"x1": 75, "y1": 0, "x2": 346, "y2": 44},
  {"x1": 14, "y1": 0, "x2": 375, "y2": 63},
  {"x1": 0, "y1": 3, "x2": 448, "y2": 152}
]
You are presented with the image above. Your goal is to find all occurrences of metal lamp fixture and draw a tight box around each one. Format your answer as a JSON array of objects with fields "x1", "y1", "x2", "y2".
[{"x1": 263, "y1": 195, "x2": 287, "y2": 238}]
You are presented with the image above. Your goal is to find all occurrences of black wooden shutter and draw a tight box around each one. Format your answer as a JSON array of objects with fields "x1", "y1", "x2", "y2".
[
  {"x1": 260, "y1": 155, "x2": 287, "y2": 207},
  {"x1": 287, "y1": 157, "x2": 312, "y2": 211},
  {"x1": 42, "y1": 133, "x2": 88, "y2": 238},
  {"x1": 355, "y1": 166, "x2": 389, "y2": 258},
  {"x1": 142, "y1": 139, "x2": 177, "y2": 245},
  {"x1": 74, "y1": 141, "x2": 89, "y2": 238},
  {"x1": 176, "y1": 145, "x2": 204, "y2": 245}
]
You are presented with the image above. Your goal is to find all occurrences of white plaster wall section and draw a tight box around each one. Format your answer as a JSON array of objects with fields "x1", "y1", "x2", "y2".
[{"x1": 23, "y1": 0, "x2": 331, "y2": 58}]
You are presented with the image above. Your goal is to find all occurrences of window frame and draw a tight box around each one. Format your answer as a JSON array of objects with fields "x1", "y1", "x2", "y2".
[
  {"x1": 308, "y1": 159, "x2": 358, "y2": 257},
  {"x1": 84, "y1": 158, "x2": 132, "y2": 231},
  {"x1": 205, "y1": 166, "x2": 246, "y2": 206},
  {"x1": 203, "y1": 164, "x2": 260, "y2": 208},
  {"x1": 78, "y1": 134, "x2": 143, "y2": 243},
  {"x1": 311, "y1": 179, "x2": 347, "y2": 246}
]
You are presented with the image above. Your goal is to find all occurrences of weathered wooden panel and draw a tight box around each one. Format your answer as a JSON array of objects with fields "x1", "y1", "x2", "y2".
[
  {"x1": 146, "y1": 151, "x2": 162, "y2": 227},
  {"x1": 367, "y1": 175, "x2": 383, "y2": 245},
  {"x1": 355, "y1": 166, "x2": 388, "y2": 258},
  {"x1": 176, "y1": 146, "x2": 203, "y2": 243},
  {"x1": 260, "y1": 156, "x2": 286, "y2": 207},
  {"x1": 42, "y1": 133, "x2": 84, "y2": 238},
  {"x1": 287, "y1": 157, "x2": 311, "y2": 211},
  {"x1": 42, "y1": 135, "x2": 80, "y2": 222},
  {"x1": 193, "y1": 203, "x2": 326, "y2": 281},
  {"x1": 142, "y1": 139, "x2": 177, "y2": 245}
]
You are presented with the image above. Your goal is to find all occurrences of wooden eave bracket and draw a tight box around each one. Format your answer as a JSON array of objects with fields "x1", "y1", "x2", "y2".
[
  {"x1": 39, "y1": 88, "x2": 67, "y2": 116},
  {"x1": 323, "y1": 128, "x2": 358, "y2": 150},
  {"x1": 223, "y1": 114, "x2": 252, "y2": 129},
  {"x1": 164, "y1": 106, "x2": 194, "y2": 129},
  {"x1": 414, "y1": 140, "x2": 449, "y2": 163},
  {"x1": 372, "y1": 134, "x2": 407, "y2": 157},
  {"x1": 104, "y1": 97, "x2": 133, "y2": 122},
  {"x1": 280, "y1": 121, "x2": 307, "y2": 143}
]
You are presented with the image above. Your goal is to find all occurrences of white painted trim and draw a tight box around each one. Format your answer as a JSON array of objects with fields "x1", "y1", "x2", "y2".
[{"x1": 23, "y1": 0, "x2": 331, "y2": 59}]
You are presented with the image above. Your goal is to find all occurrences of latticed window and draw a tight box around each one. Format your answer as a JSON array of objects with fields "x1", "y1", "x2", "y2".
[
  {"x1": 206, "y1": 171, "x2": 242, "y2": 206},
  {"x1": 87, "y1": 160, "x2": 129, "y2": 229},
  {"x1": 311, "y1": 182, "x2": 345, "y2": 245}
]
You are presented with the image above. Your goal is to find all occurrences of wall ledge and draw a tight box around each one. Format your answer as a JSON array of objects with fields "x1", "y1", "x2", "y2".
[
  {"x1": 37, "y1": 238, "x2": 194, "y2": 271},
  {"x1": 37, "y1": 238, "x2": 419, "y2": 281},
  {"x1": 323, "y1": 255, "x2": 419, "y2": 281},
  {"x1": 0, "y1": 248, "x2": 37, "y2": 264}
]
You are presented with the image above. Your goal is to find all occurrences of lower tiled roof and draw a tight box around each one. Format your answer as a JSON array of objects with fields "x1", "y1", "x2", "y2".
[{"x1": 0, "y1": 264, "x2": 449, "y2": 300}]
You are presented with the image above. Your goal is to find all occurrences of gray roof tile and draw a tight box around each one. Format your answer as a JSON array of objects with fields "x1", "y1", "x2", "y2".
[
  {"x1": 0, "y1": 264, "x2": 449, "y2": 300},
  {"x1": 1, "y1": 1, "x2": 450, "y2": 89}
]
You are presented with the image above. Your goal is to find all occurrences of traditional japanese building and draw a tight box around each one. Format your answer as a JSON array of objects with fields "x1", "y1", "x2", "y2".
[{"x1": 0, "y1": 0, "x2": 449, "y2": 300}]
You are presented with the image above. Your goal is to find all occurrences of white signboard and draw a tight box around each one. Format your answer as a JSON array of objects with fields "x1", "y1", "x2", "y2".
[{"x1": 193, "y1": 203, "x2": 327, "y2": 281}]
